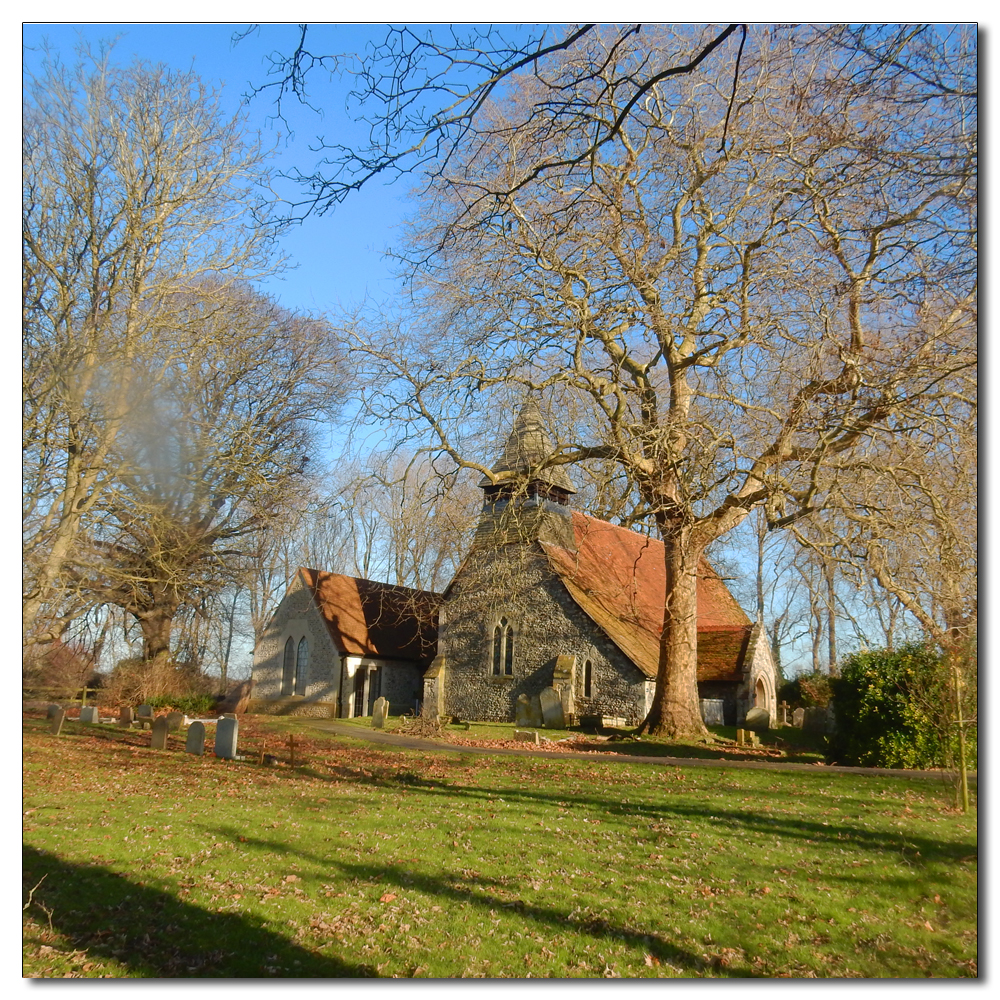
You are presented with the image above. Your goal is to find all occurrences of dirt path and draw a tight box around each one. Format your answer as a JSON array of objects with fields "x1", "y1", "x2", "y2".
[{"x1": 303, "y1": 720, "x2": 974, "y2": 784}]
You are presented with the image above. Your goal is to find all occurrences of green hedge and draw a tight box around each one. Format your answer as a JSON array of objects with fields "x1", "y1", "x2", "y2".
[
  {"x1": 830, "y1": 642, "x2": 976, "y2": 769},
  {"x1": 145, "y1": 694, "x2": 218, "y2": 716}
]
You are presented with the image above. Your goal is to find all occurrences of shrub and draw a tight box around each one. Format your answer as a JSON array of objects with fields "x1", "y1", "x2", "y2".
[
  {"x1": 830, "y1": 642, "x2": 977, "y2": 770},
  {"x1": 99, "y1": 657, "x2": 215, "y2": 709},
  {"x1": 145, "y1": 694, "x2": 218, "y2": 716},
  {"x1": 778, "y1": 672, "x2": 833, "y2": 709}
]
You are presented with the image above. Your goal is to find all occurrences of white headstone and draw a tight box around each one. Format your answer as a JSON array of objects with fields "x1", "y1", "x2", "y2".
[
  {"x1": 371, "y1": 696, "x2": 388, "y2": 729},
  {"x1": 215, "y1": 716, "x2": 239, "y2": 759},
  {"x1": 185, "y1": 721, "x2": 206, "y2": 756},
  {"x1": 539, "y1": 686, "x2": 565, "y2": 729}
]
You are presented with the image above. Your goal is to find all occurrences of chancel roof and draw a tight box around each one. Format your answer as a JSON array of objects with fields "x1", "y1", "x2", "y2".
[
  {"x1": 478, "y1": 398, "x2": 577, "y2": 494},
  {"x1": 299, "y1": 569, "x2": 440, "y2": 663},
  {"x1": 540, "y1": 513, "x2": 753, "y2": 681}
]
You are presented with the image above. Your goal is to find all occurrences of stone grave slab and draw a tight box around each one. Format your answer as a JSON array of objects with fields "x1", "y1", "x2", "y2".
[
  {"x1": 165, "y1": 711, "x2": 185, "y2": 732},
  {"x1": 79, "y1": 705, "x2": 99, "y2": 724},
  {"x1": 46, "y1": 704, "x2": 62, "y2": 720},
  {"x1": 150, "y1": 716, "x2": 169, "y2": 750},
  {"x1": 539, "y1": 686, "x2": 565, "y2": 729},
  {"x1": 215, "y1": 716, "x2": 239, "y2": 759},
  {"x1": 792, "y1": 708, "x2": 805, "y2": 728},
  {"x1": 371, "y1": 696, "x2": 388, "y2": 729},
  {"x1": 136, "y1": 705, "x2": 154, "y2": 729},
  {"x1": 185, "y1": 721, "x2": 206, "y2": 756},
  {"x1": 744, "y1": 707, "x2": 770, "y2": 732},
  {"x1": 49, "y1": 708, "x2": 66, "y2": 735},
  {"x1": 117, "y1": 706, "x2": 134, "y2": 728}
]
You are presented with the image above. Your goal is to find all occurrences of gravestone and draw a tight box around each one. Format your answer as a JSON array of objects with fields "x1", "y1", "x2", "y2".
[
  {"x1": 792, "y1": 707, "x2": 805, "y2": 728},
  {"x1": 371, "y1": 696, "x2": 388, "y2": 729},
  {"x1": 46, "y1": 704, "x2": 62, "y2": 720},
  {"x1": 136, "y1": 705, "x2": 154, "y2": 729},
  {"x1": 165, "y1": 711, "x2": 185, "y2": 732},
  {"x1": 736, "y1": 728, "x2": 746, "y2": 745},
  {"x1": 150, "y1": 716, "x2": 169, "y2": 750},
  {"x1": 779, "y1": 701, "x2": 790, "y2": 726},
  {"x1": 539, "y1": 686, "x2": 565, "y2": 729},
  {"x1": 79, "y1": 705, "x2": 99, "y2": 724},
  {"x1": 700, "y1": 699, "x2": 725, "y2": 726},
  {"x1": 215, "y1": 716, "x2": 239, "y2": 759},
  {"x1": 185, "y1": 721, "x2": 206, "y2": 756},
  {"x1": 517, "y1": 694, "x2": 544, "y2": 728},
  {"x1": 803, "y1": 706, "x2": 832, "y2": 735},
  {"x1": 744, "y1": 707, "x2": 770, "y2": 732},
  {"x1": 117, "y1": 706, "x2": 134, "y2": 728},
  {"x1": 514, "y1": 694, "x2": 532, "y2": 728},
  {"x1": 49, "y1": 708, "x2": 66, "y2": 735},
  {"x1": 514, "y1": 729, "x2": 541, "y2": 744}
]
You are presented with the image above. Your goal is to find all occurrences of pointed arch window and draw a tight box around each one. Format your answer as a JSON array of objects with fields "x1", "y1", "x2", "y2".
[
  {"x1": 492, "y1": 617, "x2": 514, "y2": 676},
  {"x1": 294, "y1": 637, "x2": 309, "y2": 695},
  {"x1": 281, "y1": 637, "x2": 295, "y2": 695}
]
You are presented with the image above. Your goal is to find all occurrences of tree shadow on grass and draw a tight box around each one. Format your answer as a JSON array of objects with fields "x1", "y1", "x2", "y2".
[
  {"x1": 197, "y1": 828, "x2": 755, "y2": 978},
  {"x1": 23, "y1": 845, "x2": 377, "y2": 978}
]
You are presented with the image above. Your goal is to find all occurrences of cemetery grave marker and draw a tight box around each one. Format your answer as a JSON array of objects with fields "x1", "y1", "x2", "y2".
[
  {"x1": 150, "y1": 716, "x2": 169, "y2": 750},
  {"x1": 185, "y1": 721, "x2": 206, "y2": 756}
]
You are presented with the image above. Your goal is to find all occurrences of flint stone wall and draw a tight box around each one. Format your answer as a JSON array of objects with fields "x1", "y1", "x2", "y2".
[
  {"x1": 439, "y1": 540, "x2": 648, "y2": 723},
  {"x1": 251, "y1": 573, "x2": 342, "y2": 707}
]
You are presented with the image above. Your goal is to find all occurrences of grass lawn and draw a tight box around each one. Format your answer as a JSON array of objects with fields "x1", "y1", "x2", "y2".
[{"x1": 22, "y1": 713, "x2": 977, "y2": 978}]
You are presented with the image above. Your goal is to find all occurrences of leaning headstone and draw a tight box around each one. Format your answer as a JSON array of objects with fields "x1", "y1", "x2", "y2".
[
  {"x1": 117, "y1": 706, "x2": 134, "y2": 728},
  {"x1": 792, "y1": 707, "x2": 805, "y2": 729},
  {"x1": 744, "y1": 707, "x2": 770, "y2": 732},
  {"x1": 539, "y1": 686, "x2": 565, "y2": 729},
  {"x1": 46, "y1": 704, "x2": 62, "y2": 720},
  {"x1": 185, "y1": 721, "x2": 206, "y2": 756},
  {"x1": 215, "y1": 716, "x2": 239, "y2": 759},
  {"x1": 136, "y1": 705, "x2": 154, "y2": 729},
  {"x1": 150, "y1": 716, "x2": 169, "y2": 750},
  {"x1": 49, "y1": 708, "x2": 66, "y2": 736},
  {"x1": 79, "y1": 705, "x2": 99, "y2": 724},
  {"x1": 371, "y1": 696, "x2": 388, "y2": 729},
  {"x1": 165, "y1": 711, "x2": 185, "y2": 732}
]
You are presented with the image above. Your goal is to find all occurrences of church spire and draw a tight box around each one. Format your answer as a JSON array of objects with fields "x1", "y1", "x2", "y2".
[{"x1": 478, "y1": 397, "x2": 576, "y2": 499}]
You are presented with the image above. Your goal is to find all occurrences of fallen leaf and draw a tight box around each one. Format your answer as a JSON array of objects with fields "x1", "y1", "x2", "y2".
[
  {"x1": 380, "y1": 893, "x2": 397, "y2": 903},
  {"x1": 924, "y1": 921, "x2": 935, "y2": 932}
]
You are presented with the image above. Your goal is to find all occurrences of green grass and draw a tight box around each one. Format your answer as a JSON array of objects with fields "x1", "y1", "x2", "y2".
[{"x1": 23, "y1": 715, "x2": 977, "y2": 978}]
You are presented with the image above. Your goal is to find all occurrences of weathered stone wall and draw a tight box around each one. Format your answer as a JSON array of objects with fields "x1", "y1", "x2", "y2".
[
  {"x1": 440, "y1": 540, "x2": 648, "y2": 723},
  {"x1": 341, "y1": 656, "x2": 423, "y2": 718},
  {"x1": 251, "y1": 574, "x2": 342, "y2": 712}
]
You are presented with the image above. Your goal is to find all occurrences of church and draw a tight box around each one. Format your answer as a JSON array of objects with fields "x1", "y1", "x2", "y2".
[{"x1": 250, "y1": 401, "x2": 778, "y2": 728}]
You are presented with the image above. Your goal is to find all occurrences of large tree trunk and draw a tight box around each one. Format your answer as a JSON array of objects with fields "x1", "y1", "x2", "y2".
[
  {"x1": 639, "y1": 524, "x2": 708, "y2": 738},
  {"x1": 136, "y1": 609, "x2": 175, "y2": 662}
]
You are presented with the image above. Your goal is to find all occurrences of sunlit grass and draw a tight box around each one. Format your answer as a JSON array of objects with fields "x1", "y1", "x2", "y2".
[{"x1": 23, "y1": 715, "x2": 977, "y2": 978}]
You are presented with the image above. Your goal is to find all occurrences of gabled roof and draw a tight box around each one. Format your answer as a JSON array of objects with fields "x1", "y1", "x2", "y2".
[
  {"x1": 478, "y1": 398, "x2": 577, "y2": 494},
  {"x1": 298, "y1": 569, "x2": 440, "y2": 663},
  {"x1": 540, "y1": 513, "x2": 753, "y2": 680}
]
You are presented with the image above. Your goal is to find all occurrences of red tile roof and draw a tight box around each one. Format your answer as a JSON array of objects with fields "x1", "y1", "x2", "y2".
[
  {"x1": 541, "y1": 513, "x2": 753, "y2": 680},
  {"x1": 299, "y1": 569, "x2": 440, "y2": 663}
]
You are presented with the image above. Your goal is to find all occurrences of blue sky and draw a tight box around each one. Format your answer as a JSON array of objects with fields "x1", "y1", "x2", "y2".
[{"x1": 23, "y1": 22, "x2": 412, "y2": 316}]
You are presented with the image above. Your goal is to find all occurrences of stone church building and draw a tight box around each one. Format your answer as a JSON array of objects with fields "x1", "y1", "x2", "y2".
[{"x1": 251, "y1": 402, "x2": 777, "y2": 728}]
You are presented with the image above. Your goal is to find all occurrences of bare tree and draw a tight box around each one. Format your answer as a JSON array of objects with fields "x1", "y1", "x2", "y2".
[
  {"x1": 70, "y1": 285, "x2": 343, "y2": 661},
  {"x1": 23, "y1": 46, "x2": 278, "y2": 645},
  {"x1": 343, "y1": 25, "x2": 975, "y2": 737},
  {"x1": 240, "y1": 22, "x2": 748, "y2": 225}
]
